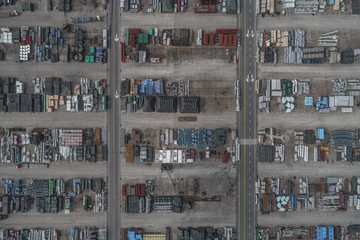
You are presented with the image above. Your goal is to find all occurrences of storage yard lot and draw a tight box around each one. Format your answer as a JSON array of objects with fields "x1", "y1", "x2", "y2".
[
  {"x1": 0, "y1": 0, "x2": 110, "y2": 237},
  {"x1": 255, "y1": 0, "x2": 360, "y2": 237},
  {"x1": 116, "y1": 0, "x2": 240, "y2": 235},
  {"x1": 0, "y1": 0, "x2": 241, "y2": 237},
  {"x1": 3, "y1": 0, "x2": 360, "y2": 237}
]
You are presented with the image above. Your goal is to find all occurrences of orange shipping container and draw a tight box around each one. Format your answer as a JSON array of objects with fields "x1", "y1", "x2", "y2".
[
  {"x1": 95, "y1": 128, "x2": 101, "y2": 146},
  {"x1": 126, "y1": 145, "x2": 134, "y2": 163}
]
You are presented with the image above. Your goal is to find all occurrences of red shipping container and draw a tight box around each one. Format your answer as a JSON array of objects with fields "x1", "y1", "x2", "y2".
[
  {"x1": 194, "y1": 7, "x2": 217, "y2": 13},
  {"x1": 233, "y1": 34, "x2": 237, "y2": 46},
  {"x1": 121, "y1": 42, "x2": 126, "y2": 63},
  {"x1": 222, "y1": 151, "x2": 228, "y2": 163},
  {"x1": 122, "y1": 185, "x2": 127, "y2": 196},
  {"x1": 129, "y1": 28, "x2": 140, "y2": 34},
  {"x1": 216, "y1": 29, "x2": 237, "y2": 34},
  {"x1": 209, "y1": 33, "x2": 215, "y2": 45},
  {"x1": 224, "y1": 34, "x2": 228, "y2": 46},
  {"x1": 130, "y1": 34, "x2": 136, "y2": 47},
  {"x1": 218, "y1": 34, "x2": 224, "y2": 46},
  {"x1": 203, "y1": 33, "x2": 209, "y2": 45}
]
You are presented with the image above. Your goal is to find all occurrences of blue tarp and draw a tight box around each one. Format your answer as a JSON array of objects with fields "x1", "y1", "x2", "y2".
[
  {"x1": 328, "y1": 226, "x2": 334, "y2": 240},
  {"x1": 140, "y1": 79, "x2": 164, "y2": 95},
  {"x1": 316, "y1": 128, "x2": 325, "y2": 140},
  {"x1": 304, "y1": 96, "x2": 313, "y2": 106},
  {"x1": 128, "y1": 230, "x2": 135, "y2": 240},
  {"x1": 316, "y1": 226, "x2": 327, "y2": 240}
]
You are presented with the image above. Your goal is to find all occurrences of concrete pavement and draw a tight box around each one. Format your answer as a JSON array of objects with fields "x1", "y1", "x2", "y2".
[
  {"x1": 121, "y1": 14, "x2": 237, "y2": 28},
  {"x1": 121, "y1": 201, "x2": 236, "y2": 228},
  {"x1": 0, "y1": 213, "x2": 106, "y2": 228},
  {"x1": 121, "y1": 62, "x2": 237, "y2": 79},
  {"x1": 258, "y1": 64, "x2": 360, "y2": 79},
  {"x1": 258, "y1": 112, "x2": 360, "y2": 129},
  {"x1": 258, "y1": 162, "x2": 360, "y2": 178},
  {"x1": 258, "y1": 210, "x2": 360, "y2": 226},
  {"x1": 0, "y1": 62, "x2": 106, "y2": 79},
  {"x1": 121, "y1": 112, "x2": 236, "y2": 129},
  {"x1": 258, "y1": 15, "x2": 360, "y2": 30},
  {"x1": 0, "y1": 163, "x2": 107, "y2": 178},
  {"x1": 0, "y1": 112, "x2": 106, "y2": 128}
]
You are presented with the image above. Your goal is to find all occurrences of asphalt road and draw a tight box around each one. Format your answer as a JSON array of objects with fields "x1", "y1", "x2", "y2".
[
  {"x1": 237, "y1": 0, "x2": 257, "y2": 238},
  {"x1": 107, "y1": 0, "x2": 122, "y2": 239}
]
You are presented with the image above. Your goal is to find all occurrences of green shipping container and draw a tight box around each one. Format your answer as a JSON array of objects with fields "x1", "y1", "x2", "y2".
[
  {"x1": 90, "y1": 46, "x2": 95, "y2": 53},
  {"x1": 90, "y1": 56, "x2": 94, "y2": 62},
  {"x1": 85, "y1": 55, "x2": 90, "y2": 62},
  {"x1": 149, "y1": 28, "x2": 153, "y2": 35},
  {"x1": 137, "y1": 33, "x2": 144, "y2": 44},
  {"x1": 143, "y1": 33, "x2": 149, "y2": 44},
  {"x1": 125, "y1": 28, "x2": 129, "y2": 46},
  {"x1": 121, "y1": 129, "x2": 125, "y2": 146}
]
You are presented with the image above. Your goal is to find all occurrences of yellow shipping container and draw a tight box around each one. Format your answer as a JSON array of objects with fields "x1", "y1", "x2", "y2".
[{"x1": 143, "y1": 234, "x2": 167, "y2": 240}]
